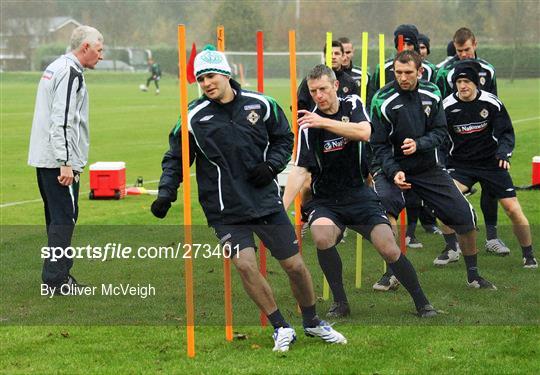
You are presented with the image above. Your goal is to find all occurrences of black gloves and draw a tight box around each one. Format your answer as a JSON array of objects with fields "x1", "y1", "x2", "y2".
[
  {"x1": 247, "y1": 162, "x2": 276, "y2": 187},
  {"x1": 151, "y1": 197, "x2": 172, "y2": 218},
  {"x1": 495, "y1": 152, "x2": 510, "y2": 162}
]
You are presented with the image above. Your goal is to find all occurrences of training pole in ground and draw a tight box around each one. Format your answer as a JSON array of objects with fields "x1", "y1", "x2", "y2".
[
  {"x1": 256, "y1": 30, "x2": 269, "y2": 327},
  {"x1": 355, "y1": 31, "x2": 369, "y2": 289},
  {"x1": 289, "y1": 30, "x2": 303, "y2": 316},
  {"x1": 177, "y1": 24, "x2": 195, "y2": 358},
  {"x1": 289, "y1": 30, "x2": 302, "y2": 253},
  {"x1": 396, "y1": 34, "x2": 407, "y2": 255},
  {"x1": 379, "y1": 33, "x2": 388, "y2": 273},
  {"x1": 217, "y1": 25, "x2": 234, "y2": 343},
  {"x1": 321, "y1": 31, "x2": 332, "y2": 301}
]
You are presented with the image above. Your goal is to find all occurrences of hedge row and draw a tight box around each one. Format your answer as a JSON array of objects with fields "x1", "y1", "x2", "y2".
[
  {"x1": 34, "y1": 44, "x2": 539, "y2": 78},
  {"x1": 152, "y1": 44, "x2": 540, "y2": 79}
]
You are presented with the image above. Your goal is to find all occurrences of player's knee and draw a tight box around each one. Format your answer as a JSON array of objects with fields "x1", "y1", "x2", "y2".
[
  {"x1": 378, "y1": 240, "x2": 400, "y2": 262},
  {"x1": 282, "y1": 260, "x2": 306, "y2": 278},
  {"x1": 371, "y1": 224, "x2": 400, "y2": 261},
  {"x1": 234, "y1": 259, "x2": 258, "y2": 277},
  {"x1": 504, "y1": 203, "x2": 527, "y2": 224},
  {"x1": 383, "y1": 249, "x2": 401, "y2": 263},
  {"x1": 312, "y1": 234, "x2": 336, "y2": 250}
]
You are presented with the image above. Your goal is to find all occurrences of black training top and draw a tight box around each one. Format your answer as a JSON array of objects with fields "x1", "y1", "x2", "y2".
[
  {"x1": 157, "y1": 79, "x2": 293, "y2": 225},
  {"x1": 434, "y1": 56, "x2": 497, "y2": 99},
  {"x1": 296, "y1": 95, "x2": 370, "y2": 199},
  {"x1": 443, "y1": 90, "x2": 514, "y2": 169},
  {"x1": 370, "y1": 80, "x2": 447, "y2": 179}
]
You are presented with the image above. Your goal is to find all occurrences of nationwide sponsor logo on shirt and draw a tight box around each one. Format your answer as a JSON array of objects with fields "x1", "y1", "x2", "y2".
[
  {"x1": 323, "y1": 137, "x2": 349, "y2": 152},
  {"x1": 247, "y1": 110, "x2": 260, "y2": 125},
  {"x1": 42, "y1": 69, "x2": 54, "y2": 80},
  {"x1": 451, "y1": 108, "x2": 462, "y2": 113},
  {"x1": 392, "y1": 104, "x2": 403, "y2": 110},
  {"x1": 480, "y1": 109, "x2": 489, "y2": 118},
  {"x1": 453, "y1": 120, "x2": 488, "y2": 134},
  {"x1": 244, "y1": 104, "x2": 261, "y2": 111}
]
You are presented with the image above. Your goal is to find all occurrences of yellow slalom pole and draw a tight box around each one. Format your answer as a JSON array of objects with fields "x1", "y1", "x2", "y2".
[
  {"x1": 379, "y1": 34, "x2": 386, "y2": 91},
  {"x1": 320, "y1": 31, "x2": 333, "y2": 300},
  {"x1": 325, "y1": 32, "x2": 332, "y2": 67},
  {"x1": 216, "y1": 25, "x2": 234, "y2": 343},
  {"x1": 355, "y1": 31, "x2": 369, "y2": 289},
  {"x1": 360, "y1": 32, "x2": 369, "y2": 101},
  {"x1": 177, "y1": 24, "x2": 195, "y2": 358},
  {"x1": 378, "y1": 33, "x2": 387, "y2": 273}
]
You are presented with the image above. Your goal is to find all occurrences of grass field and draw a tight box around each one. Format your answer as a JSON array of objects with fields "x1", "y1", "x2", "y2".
[{"x1": 1, "y1": 72, "x2": 539, "y2": 373}]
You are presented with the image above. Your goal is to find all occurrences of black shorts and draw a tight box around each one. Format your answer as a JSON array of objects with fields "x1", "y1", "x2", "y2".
[
  {"x1": 405, "y1": 190, "x2": 422, "y2": 208},
  {"x1": 212, "y1": 209, "x2": 299, "y2": 261},
  {"x1": 302, "y1": 185, "x2": 391, "y2": 242},
  {"x1": 448, "y1": 166, "x2": 516, "y2": 199},
  {"x1": 406, "y1": 167, "x2": 477, "y2": 234},
  {"x1": 372, "y1": 172, "x2": 405, "y2": 218}
]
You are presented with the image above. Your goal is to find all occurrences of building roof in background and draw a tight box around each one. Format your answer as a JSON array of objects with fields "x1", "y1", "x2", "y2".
[{"x1": 1, "y1": 17, "x2": 81, "y2": 36}]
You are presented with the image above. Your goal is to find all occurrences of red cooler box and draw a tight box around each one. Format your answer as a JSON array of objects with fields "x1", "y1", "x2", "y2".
[
  {"x1": 89, "y1": 162, "x2": 126, "y2": 200},
  {"x1": 533, "y1": 156, "x2": 540, "y2": 186}
]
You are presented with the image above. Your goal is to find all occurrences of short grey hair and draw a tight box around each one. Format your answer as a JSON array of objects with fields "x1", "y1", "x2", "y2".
[
  {"x1": 70, "y1": 26, "x2": 104, "y2": 51},
  {"x1": 306, "y1": 64, "x2": 336, "y2": 82}
]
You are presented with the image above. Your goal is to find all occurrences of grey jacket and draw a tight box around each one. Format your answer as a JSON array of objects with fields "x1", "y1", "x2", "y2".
[{"x1": 28, "y1": 53, "x2": 89, "y2": 172}]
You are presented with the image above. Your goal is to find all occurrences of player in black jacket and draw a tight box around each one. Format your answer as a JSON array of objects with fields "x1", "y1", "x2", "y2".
[
  {"x1": 369, "y1": 24, "x2": 434, "y2": 108},
  {"x1": 297, "y1": 40, "x2": 357, "y2": 111},
  {"x1": 151, "y1": 47, "x2": 347, "y2": 351},
  {"x1": 403, "y1": 32, "x2": 440, "y2": 247},
  {"x1": 284, "y1": 64, "x2": 437, "y2": 318},
  {"x1": 338, "y1": 37, "x2": 373, "y2": 99},
  {"x1": 371, "y1": 51, "x2": 497, "y2": 290},
  {"x1": 443, "y1": 61, "x2": 537, "y2": 268},
  {"x1": 435, "y1": 27, "x2": 507, "y2": 258}
]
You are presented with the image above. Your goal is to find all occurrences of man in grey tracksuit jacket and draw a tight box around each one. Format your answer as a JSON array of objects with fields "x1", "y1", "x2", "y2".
[{"x1": 28, "y1": 25, "x2": 103, "y2": 290}]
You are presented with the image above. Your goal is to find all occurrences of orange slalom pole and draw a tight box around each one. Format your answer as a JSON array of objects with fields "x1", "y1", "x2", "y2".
[
  {"x1": 177, "y1": 24, "x2": 195, "y2": 358},
  {"x1": 257, "y1": 30, "x2": 264, "y2": 93},
  {"x1": 217, "y1": 25, "x2": 234, "y2": 343},
  {"x1": 289, "y1": 30, "x2": 303, "y2": 316},
  {"x1": 256, "y1": 30, "x2": 268, "y2": 327},
  {"x1": 217, "y1": 25, "x2": 225, "y2": 53},
  {"x1": 400, "y1": 209, "x2": 407, "y2": 254},
  {"x1": 223, "y1": 245, "x2": 233, "y2": 342},
  {"x1": 289, "y1": 30, "x2": 302, "y2": 246},
  {"x1": 396, "y1": 35, "x2": 406, "y2": 254}
]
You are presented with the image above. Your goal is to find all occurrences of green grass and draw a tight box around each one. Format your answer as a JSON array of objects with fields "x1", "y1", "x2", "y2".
[{"x1": 1, "y1": 73, "x2": 539, "y2": 373}]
